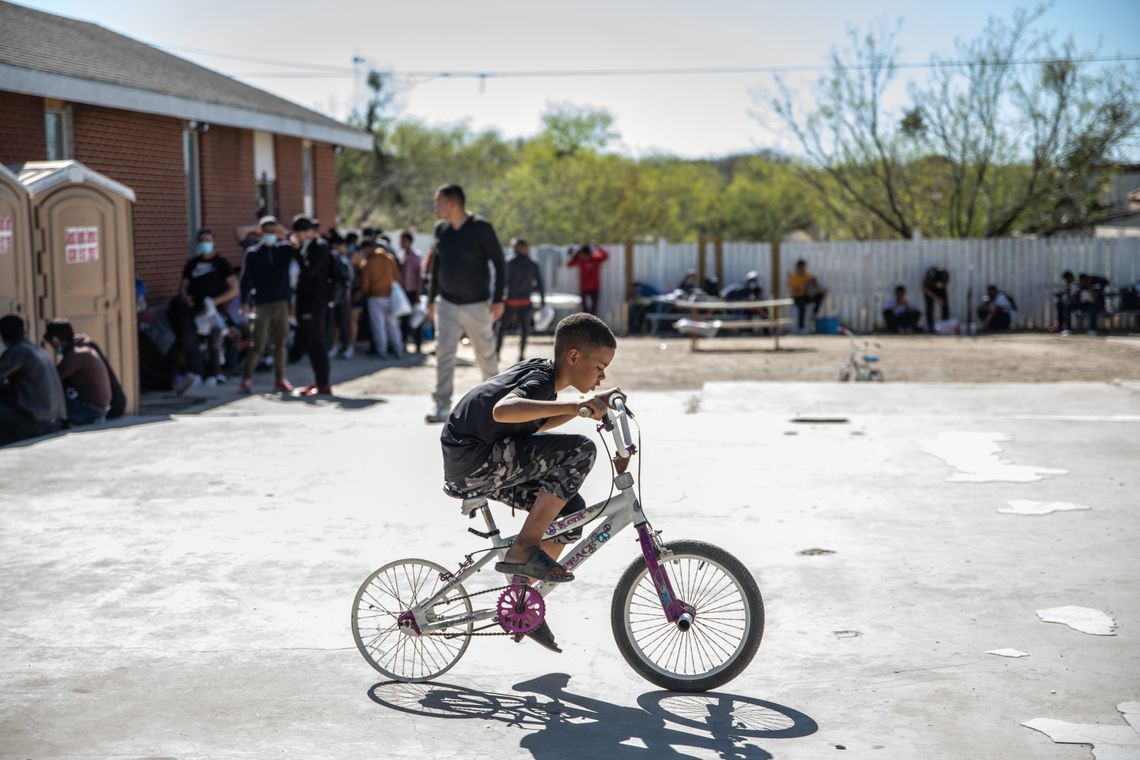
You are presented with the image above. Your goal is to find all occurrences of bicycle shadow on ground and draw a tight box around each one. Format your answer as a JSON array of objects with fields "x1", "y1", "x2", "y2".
[{"x1": 368, "y1": 672, "x2": 817, "y2": 759}]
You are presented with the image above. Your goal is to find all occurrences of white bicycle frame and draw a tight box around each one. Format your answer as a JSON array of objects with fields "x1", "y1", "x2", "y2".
[{"x1": 400, "y1": 398, "x2": 692, "y2": 636}]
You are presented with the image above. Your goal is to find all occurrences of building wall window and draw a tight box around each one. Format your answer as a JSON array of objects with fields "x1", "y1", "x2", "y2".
[
  {"x1": 302, "y1": 140, "x2": 314, "y2": 217},
  {"x1": 44, "y1": 106, "x2": 73, "y2": 160},
  {"x1": 254, "y1": 131, "x2": 277, "y2": 219}
]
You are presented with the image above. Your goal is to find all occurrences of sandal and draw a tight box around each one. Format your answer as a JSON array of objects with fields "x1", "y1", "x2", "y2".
[
  {"x1": 495, "y1": 546, "x2": 574, "y2": 583},
  {"x1": 522, "y1": 620, "x2": 563, "y2": 653}
]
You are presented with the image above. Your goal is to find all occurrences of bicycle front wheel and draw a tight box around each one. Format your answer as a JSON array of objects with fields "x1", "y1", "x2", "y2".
[
  {"x1": 611, "y1": 540, "x2": 763, "y2": 692},
  {"x1": 352, "y1": 558, "x2": 473, "y2": 682}
]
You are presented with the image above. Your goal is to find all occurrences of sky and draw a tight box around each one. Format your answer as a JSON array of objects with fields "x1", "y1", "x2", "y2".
[{"x1": 15, "y1": 0, "x2": 1140, "y2": 158}]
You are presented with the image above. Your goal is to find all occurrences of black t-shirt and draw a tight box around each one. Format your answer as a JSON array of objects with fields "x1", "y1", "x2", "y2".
[
  {"x1": 182, "y1": 255, "x2": 233, "y2": 301},
  {"x1": 441, "y1": 359, "x2": 557, "y2": 479}
]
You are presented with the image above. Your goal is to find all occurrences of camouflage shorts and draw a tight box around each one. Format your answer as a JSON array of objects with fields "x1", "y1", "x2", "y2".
[{"x1": 444, "y1": 433, "x2": 597, "y2": 541}]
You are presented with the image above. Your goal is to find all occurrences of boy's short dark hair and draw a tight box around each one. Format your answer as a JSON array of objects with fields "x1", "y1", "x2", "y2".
[
  {"x1": 0, "y1": 314, "x2": 25, "y2": 344},
  {"x1": 44, "y1": 318, "x2": 75, "y2": 344},
  {"x1": 554, "y1": 313, "x2": 616, "y2": 358}
]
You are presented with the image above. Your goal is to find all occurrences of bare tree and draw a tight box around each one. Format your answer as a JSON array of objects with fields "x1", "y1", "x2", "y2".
[{"x1": 772, "y1": 7, "x2": 1140, "y2": 239}]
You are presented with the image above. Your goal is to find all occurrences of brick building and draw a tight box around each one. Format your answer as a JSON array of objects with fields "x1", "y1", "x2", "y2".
[{"x1": 0, "y1": 1, "x2": 371, "y2": 300}]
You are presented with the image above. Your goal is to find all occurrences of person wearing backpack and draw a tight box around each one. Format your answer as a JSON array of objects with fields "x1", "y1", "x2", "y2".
[{"x1": 326, "y1": 231, "x2": 355, "y2": 358}]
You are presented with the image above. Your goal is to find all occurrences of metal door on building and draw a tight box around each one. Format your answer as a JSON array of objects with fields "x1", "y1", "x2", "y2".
[
  {"x1": 17, "y1": 161, "x2": 139, "y2": 414},
  {"x1": 0, "y1": 164, "x2": 35, "y2": 341}
]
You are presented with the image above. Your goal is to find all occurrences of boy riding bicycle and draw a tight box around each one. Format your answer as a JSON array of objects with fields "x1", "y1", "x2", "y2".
[{"x1": 440, "y1": 313, "x2": 622, "y2": 652}]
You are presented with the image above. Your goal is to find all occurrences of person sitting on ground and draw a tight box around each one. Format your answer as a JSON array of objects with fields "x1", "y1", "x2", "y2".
[
  {"x1": 977, "y1": 284, "x2": 1016, "y2": 332},
  {"x1": 440, "y1": 313, "x2": 622, "y2": 653},
  {"x1": 0, "y1": 314, "x2": 66, "y2": 446},
  {"x1": 497, "y1": 238, "x2": 545, "y2": 363},
  {"x1": 44, "y1": 319, "x2": 111, "y2": 426},
  {"x1": 882, "y1": 286, "x2": 922, "y2": 334},
  {"x1": 788, "y1": 259, "x2": 827, "y2": 334}
]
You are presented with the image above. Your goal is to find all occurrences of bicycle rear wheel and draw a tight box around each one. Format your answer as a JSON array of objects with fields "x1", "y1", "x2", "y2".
[
  {"x1": 611, "y1": 540, "x2": 763, "y2": 692},
  {"x1": 352, "y1": 558, "x2": 473, "y2": 682}
]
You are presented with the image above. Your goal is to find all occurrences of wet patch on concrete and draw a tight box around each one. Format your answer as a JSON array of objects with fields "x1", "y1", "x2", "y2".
[
  {"x1": 797, "y1": 548, "x2": 836, "y2": 556},
  {"x1": 1023, "y1": 702, "x2": 1140, "y2": 759},
  {"x1": 998, "y1": 500, "x2": 1091, "y2": 516},
  {"x1": 919, "y1": 432, "x2": 1068, "y2": 483},
  {"x1": 1036, "y1": 606, "x2": 1118, "y2": 636}
]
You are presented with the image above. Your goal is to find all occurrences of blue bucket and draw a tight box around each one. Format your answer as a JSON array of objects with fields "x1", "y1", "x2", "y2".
[{"x1": 815, "y1": 315, "x2": 841, "y2": 334}]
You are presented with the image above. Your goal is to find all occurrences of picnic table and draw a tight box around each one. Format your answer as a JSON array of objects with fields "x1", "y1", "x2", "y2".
[{"x1": 671, "y1": 298, "x2": 795, "y2": 350}]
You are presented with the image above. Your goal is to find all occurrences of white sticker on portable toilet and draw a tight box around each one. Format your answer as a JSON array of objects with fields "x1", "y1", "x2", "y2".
[
  {"x1": 64, "y1": 226, "x2": 99, "y2": 264},
  {"x1": 0, "y1": 216, "x2": 12, "y2": 254}
]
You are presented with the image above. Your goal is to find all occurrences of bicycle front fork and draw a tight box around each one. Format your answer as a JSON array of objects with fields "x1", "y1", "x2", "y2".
[{"x1": 635, "y1": 522, "x2": 694, "y2": 629}]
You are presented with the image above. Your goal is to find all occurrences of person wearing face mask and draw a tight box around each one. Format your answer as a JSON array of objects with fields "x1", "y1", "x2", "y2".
[
  {"x1": 175, "y1": 229, "x2": 239, "y2": 388},
  {"x1": 238, "y1": 216, "x2": 296, "y2": 394},
  {"x1": 0, "y1": 314, "x2": 66, "y2": 446},
  {"x1": 290, "y1": 215, "x2": 333, "y2": 396}
]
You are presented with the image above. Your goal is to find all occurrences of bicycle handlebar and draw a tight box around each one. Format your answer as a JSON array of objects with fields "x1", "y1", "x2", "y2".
[{"x1": 607, "y1": 396, "x2": 636, "y2": 458}]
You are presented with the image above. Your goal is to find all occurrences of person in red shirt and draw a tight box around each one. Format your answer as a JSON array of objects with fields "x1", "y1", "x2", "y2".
[{"x1": 566, "y1": 244, "x2": 608, "y2": 316}]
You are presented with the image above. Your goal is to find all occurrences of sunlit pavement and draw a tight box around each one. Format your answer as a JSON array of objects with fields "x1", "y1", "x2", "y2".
[{"x1": 2, "y1": 381, "x2": 1137, "y2": 759}]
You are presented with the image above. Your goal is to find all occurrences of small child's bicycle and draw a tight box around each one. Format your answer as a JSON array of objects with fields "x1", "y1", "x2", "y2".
[
  {"x1": 838, "y1": 327, "x2": 884, "y2": 382},
  {"x1": 351, "y1": 397, "x2": 764, "y2": 692}
]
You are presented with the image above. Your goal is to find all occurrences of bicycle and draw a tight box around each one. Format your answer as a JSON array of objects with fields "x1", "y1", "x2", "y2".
[
  {"x1": 351, "y1": 397, "x2": 764, "y2": 692},
  {"x1": 838, "y1": 327, "x2": 884, "y2": 382}
]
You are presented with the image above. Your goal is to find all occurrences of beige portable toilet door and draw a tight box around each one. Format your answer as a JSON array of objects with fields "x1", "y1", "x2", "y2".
[
  {"x1": 32, "y1": 182, "x2": 134, "y2": 405},
  {"x1": 0, "y1": 165, "x2": 35, "y2": 340}
]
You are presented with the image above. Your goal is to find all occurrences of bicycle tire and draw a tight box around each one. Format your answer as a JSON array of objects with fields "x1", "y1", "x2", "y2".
[
  {"x1": 352, "y1": 558, "x2": 473, "y2": 682},
  {"x1": 611, "y1": 540, "x2": 763, "y2": 692}
]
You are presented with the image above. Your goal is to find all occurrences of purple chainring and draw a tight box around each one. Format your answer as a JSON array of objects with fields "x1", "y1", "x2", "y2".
[{"x1": 496, "y1": 581, "x2": 546, "y2": 635}]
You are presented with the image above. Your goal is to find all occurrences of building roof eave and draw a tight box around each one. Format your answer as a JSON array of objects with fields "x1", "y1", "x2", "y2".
[{"x1": 1, "y1": 63, "x2": 374, "y2": 151}]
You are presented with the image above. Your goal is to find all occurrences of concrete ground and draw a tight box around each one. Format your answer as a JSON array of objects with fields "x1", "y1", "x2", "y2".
[{"x1": 2, "y1": 375, "x2": 1138, "y2": 759}]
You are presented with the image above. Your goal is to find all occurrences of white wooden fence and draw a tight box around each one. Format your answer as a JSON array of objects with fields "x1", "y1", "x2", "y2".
[{"x1": 407, "y1": 232, "x2": 1140, "y2": 334}]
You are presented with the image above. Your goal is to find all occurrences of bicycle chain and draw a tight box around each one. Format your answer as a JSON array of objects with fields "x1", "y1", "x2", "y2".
[{"x1": 427, "y1": 582, "x2": 521, "y2": 638}]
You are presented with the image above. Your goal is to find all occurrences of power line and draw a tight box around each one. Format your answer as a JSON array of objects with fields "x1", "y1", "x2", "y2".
[{"x1": 152, "y1": 41, "x2": 1140, "y2": 81}]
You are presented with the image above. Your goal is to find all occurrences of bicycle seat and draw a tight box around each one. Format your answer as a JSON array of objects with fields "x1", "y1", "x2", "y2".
[{"x1": 863, "y1": 354, "x2": 879, "y2": 363}]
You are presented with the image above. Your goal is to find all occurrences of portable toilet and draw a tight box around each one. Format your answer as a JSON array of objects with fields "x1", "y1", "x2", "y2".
[
  {"x1": 16, "y1": 160, "x2": 139, "y2": 415},
  {"x1": 0, "y1": 164, "x2": 36, "y2": 342}
]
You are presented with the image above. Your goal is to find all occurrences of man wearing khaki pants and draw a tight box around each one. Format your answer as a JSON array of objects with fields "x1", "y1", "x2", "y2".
[
  {"x1": 425, "y1": 184, "x2": 506, "y2": 423},
  {"x1": 238, "y1": 216, "x2": 295, "y2": 394}
]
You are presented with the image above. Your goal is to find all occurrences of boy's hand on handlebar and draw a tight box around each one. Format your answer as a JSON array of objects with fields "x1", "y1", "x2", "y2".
[
  {"x1": 578, "y1": 396, "x2": 609, "y2": 420},
  {"x1": 596, "y1": 387, "x2": 626, "y2": 407},
  {"x1": 577, "y1": 388, "x2": 625, "y2": 420}
]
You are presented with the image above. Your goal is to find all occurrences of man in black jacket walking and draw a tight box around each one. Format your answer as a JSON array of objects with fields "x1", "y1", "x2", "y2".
[
  {"x1": 291, "y1": 215, "x2": 333, "y2": 396},
  {"x1": 425, "y1": 184, "x2": 506, "y2": 423},
  {"x1": 239, "y1": 216, "x2": 295, "y2": 394}
]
